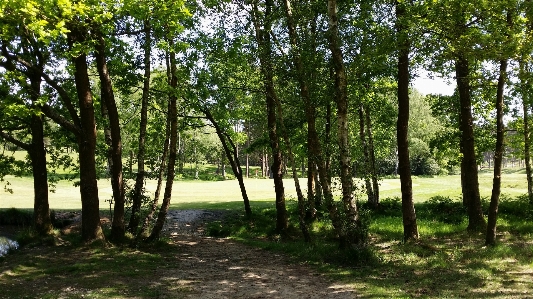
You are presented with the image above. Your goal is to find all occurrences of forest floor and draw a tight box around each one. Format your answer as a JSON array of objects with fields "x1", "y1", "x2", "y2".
[{"x1": 0, "y1": 210, "x2": 358, "y2": 299}]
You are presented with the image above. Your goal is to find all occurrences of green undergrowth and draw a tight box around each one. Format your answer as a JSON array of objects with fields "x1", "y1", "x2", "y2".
[{"x1": 207, "y1": 195, "x2": 533, "y2": 298}]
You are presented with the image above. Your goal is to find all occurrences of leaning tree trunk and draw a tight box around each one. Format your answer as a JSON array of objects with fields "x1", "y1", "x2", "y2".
[
  {"x1": 130, "y1": 20, "x2": 152, "y2": 233},
  {"x1": 204, "y1": 109, "x2": 252, "y2": 217},
  {"x1": 455, "y1": 55, "x2": 486, "y2": 231},
  {"x1": 396, "y1": 0, "x2": 419, "y2": 242},
  {"x1": 328, "y1": 0, "x2": 361, "y2": 246},
  {"x1": 148, "y1": 48, "x2": 178, "y2": 241},
  {"x1": 95, "y1": 33, "x2": 126, "y2": 241},
  {"x1": 139, "y1": 100, "x2": 171, "y2": 239},
  {"x1": 486, "y1": 58, "x2": 507, "y2": 246},
  {"x1": 69, "y1": 28, "x2": 104, "y2": 243},
  {"x1": 252, "y1": 0, "x2": 287, "y2": 233}
]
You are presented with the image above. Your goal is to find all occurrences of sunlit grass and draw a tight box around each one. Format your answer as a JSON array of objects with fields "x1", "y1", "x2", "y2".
[{"x1": 2, "y1": 167, "x2": 530, "y2": 210}]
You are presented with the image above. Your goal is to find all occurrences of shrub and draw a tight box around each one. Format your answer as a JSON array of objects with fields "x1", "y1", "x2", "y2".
[
  {"x1": 498, "y1": 194, "x2": 533, "y2": 220},
  {"x1": 421, "y1": 196, "x2": 466, "y2": 224},
  {"x1": 0, "y1": 208, "x2": 32, "y2": 226}
]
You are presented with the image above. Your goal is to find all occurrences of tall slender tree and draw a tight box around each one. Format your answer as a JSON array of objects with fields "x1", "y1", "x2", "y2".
[{"x1": 396, "y1": 0, "x2": 419, "y2": 241}]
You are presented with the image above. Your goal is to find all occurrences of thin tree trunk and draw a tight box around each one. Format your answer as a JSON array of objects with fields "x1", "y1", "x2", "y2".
[
  {"x1": 365, "y1": 105, "x2": 380, "y2": 206},
  {"x1": 69, "y1": 28, "x2": 104, "y2": 243},
  {"x1": 148, "y1": 47, "x2": 178, "y2": 241},
  {"x1": 139, "y1": 100, "x2": 171, "y2": 239},
  {"x1": 358, "y1": 103, "x2": 375, "y2": 207},
  {"x1": 281, "y1": 0, "x2": 342, "y2": 238},
  {"x1": 328, "y1": 0, "x2": 360, "y2": 246},
  {"x1": 396, "y1": 0, "x2": 419, "y2": 241},
  {"x1": 274, "y1": 87, "x2": 311, "y2": 242},
  {"x1": 204, "y1": 109, "x2": 252, "y2": 217},
  {"x1": 95, "y1": 33, "x2": 126, "y2": 241},
  {"x1": 455, "y1": 55, "x2": 486, "y2": 231},
  {"x1": 307, "y1": 159, "x2": 317, "y2": 219},
  {"x1": 520, "y1": 61, "x2": 533, "y2": 202},
  {"x1": 252, "y1": 0, "x2": 287, "y2": 233},
  {"x1": 486, "y1": 58, "x2": 507, "y2": 246},
  {"x1": 130, "y1": 21, "x2": 151, "y2": 233}
]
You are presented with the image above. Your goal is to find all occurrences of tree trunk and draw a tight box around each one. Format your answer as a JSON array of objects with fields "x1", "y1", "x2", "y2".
[
  {"x1": 29, "y1": 113, "x2": 53, "y2": 236},
  {"x1": 139, "y1": 101, "x2": 171, "y2": 239},
  {"x1": 27, "y1": 70, "x2": 53, "y2": 236},
  {"x1": 486, "y1": 58, "x2": 507, "y2": 246},
  {"x1": 281, "y1": 0, "x2": 342, "y2": 238},
  {"x1": 328, "y1": 0, "x2": 360, "y2": 245},
  {"x1": 130, "y1": 21, "x2": 151, "y2": 233},
  {"x1": 252, "y1": 0, "x2": 287, "y2": 233},
  {"x1": 204, "y1": 109, "x2": 252, "y2": 217},
  {"x1": 307, "y1": 159, "x2": 317, "y2": 220},
  {"x1": 520, "y1": 61, "x2": 533, "y2": 203},
  {"x1": 365, "y1": 105, "x2": 380, "y2": 206},
  {"x1": 455, "y1": 55, "x2": 486, "y2": 231},
  {"x1": 69, "y1": 27, "x2": 104, "y2": 243},
  {"x1": 148, "y1": 48, "x2": 178, "y2": 241},
  {"x1": 274, "y1": 84, "x2": 311, "y2": 242},
  {"x1": 396, "y1": 0, "x2": 419, "y2": 242},
  {"x1": 358, "y1": 103, "x2": 375, "y2": 208},
  {"x1": 94, "y1": 33, "x2": 126, "y2": 241}
]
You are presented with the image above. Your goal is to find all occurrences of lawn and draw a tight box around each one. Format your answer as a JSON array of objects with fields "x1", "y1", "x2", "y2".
[
  {"x1": 1, "y1": 168, "x2": 532, "y2": 298},
  {"x1": 1, "y1": 167, "x2": 529, "y2": 210}
]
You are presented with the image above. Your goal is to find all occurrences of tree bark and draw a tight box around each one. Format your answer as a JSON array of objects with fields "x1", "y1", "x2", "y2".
[
  {"x1": 281, "y1": 0, "x2": 342, "y2": 237},
  {"x1": 204, "y1": 109, "x2": 252, "y2": 217},
  {"x1": 139, "y1": 101, "x2": 171, "y2": 239},
  {"x1": 365, "y1": 106, "x2": 380, "y2": 206},
  {"x1": 455, "y1": 55, "x2": 486, "y2": 231},
  {"x1": 358, "y1": 103, "x2": 375, "y2": 208},
  {"x1": 486, "y1": 58, "x2": 507, "y2": 246},
  {"x1": 69, "y1": 28, "x2": 104, "y2": 242},
  {"x1": 396, "y1": 0, "x2": 418, "y2": 242},
  {"x1": 252, "y1": 0, "x2": 287, "y2": 233},
  {"x1": 130, "y1": 20, "x2": 152, "y2": 233},
  {"x1": 148, "y1": 47, "x2": 178, "y2": 241},
  {"x1": 28, "y1": 68, "x2": 53, "y2": 236},
  {"x1": 328, "y1": 0, "x2": 360, "y2": 245},
  {"x1": 94, "y1": 32, "x2": 126, "y2": 241},
  {"x1": 273, "y1": 85, "x2": 311, "y2": 242},
  {"x1": 519, "y1": 61, "x2": 533, "y2": 203}
]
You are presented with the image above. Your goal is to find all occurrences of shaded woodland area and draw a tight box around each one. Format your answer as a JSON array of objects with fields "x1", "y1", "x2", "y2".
[{"x1": 1, "y1": 0, "x2": 533, "y2": 251}]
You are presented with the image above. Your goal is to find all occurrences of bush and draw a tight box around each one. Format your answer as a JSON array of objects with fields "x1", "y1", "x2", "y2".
[
  {"x1": 498, "y1": 194, "x2": 533, "y2": 219},
  {"x1": 0, "y1": 208, "x2": 32, "y2": 226},
  {"x1": 375, "y1": 197, "x2": 402, "y2": 217},
  {"x1": 421, "y1": 196, "x2": 466, "y2": 224}
]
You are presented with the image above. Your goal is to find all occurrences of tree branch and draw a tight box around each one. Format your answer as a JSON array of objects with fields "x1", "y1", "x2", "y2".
[{"x1": 0, "y1": 130, "x2": 30, "y2": 151}]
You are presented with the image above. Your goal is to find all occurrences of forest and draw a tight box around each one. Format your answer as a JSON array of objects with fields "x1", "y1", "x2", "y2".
[{"x1": 1, "y1": 0, "x2": 533, "y2": 298}]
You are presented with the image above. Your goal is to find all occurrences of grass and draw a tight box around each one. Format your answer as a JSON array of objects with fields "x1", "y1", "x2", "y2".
[
  {"x1": 1, "y1": 167, "x2": 530, "y2": 210},
  {"x1": 1, "y1": 168, "x2": 533, "y2": 298},
  {"x1": 209, "y1": 199, "x2": 533, "y2": 298}
]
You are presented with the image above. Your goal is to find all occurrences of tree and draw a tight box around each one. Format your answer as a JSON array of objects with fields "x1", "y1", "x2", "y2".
[
  {"x1": 251, "y1": 0, "x2": 288, "y2": 233},
  {"x1": 395, "y1": 0, "x2": 419, "y2": 241}
]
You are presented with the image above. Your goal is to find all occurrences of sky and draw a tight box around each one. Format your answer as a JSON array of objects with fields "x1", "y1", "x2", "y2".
[{"x1": 412, "y1": 75, "x2": 455, "y2": 96}]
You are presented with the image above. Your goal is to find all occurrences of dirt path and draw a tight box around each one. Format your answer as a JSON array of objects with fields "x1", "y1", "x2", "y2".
[
  {"x1": 160, "y1": 210, "x2": 357, "y2": 298},
  {"x1": 166, "y1": 234, "x2": 356, "y2": 299},
  {"x1": 1, "y1": 211, "x2": 358, "y2": 298}
]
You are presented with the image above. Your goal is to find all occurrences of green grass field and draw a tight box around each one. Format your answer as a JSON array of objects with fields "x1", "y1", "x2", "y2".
[{"x1": 1, "y1": 167, "x2": 529, "y2": 210}]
